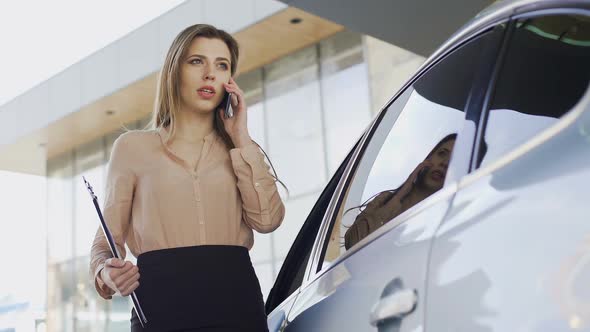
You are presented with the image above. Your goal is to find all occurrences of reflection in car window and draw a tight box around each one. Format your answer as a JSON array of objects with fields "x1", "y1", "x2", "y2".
[
  {"x1": 318, "y1": 28, "x2": 503, "y2": 268},
  {"x1": 478, "y1": 14, "x2": 590, "y2": 168},
  {"x1": 335, "y1": 90, "x2": 462, "y2": 255},
  {"x1": 344, "y1": 133, "x2": 456, "y2": 249}
]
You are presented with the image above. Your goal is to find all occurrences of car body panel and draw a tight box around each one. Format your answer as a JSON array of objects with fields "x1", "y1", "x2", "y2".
[
  {"x1": 266, "y1": 1, "x2": 590, "y2": 331},
  {"x1": 286, "y1": 194, "x2": 456, "y2": 332},
  {"x1": 427, "y1": 92, "x2": 590, "y2": 331}
]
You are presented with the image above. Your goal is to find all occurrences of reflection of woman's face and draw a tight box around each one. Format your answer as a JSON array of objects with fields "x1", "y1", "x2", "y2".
[
  {"x1": 423, "y1": 139, "x2": 455, "y2": 191},
  {"x1": 179, "y1": 37, "x2": 232, "y2": 114}
]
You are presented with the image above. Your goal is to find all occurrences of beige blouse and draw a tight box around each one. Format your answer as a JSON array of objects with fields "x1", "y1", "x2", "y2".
[
  {"x1": 90, "y1": 128, "x2": 285, "y2": 299},
  {"x1": 344, "y1": 191, "x2": 397, "y2": 250}
]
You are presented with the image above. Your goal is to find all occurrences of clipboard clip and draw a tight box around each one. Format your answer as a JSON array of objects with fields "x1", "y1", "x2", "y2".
[{"x1": 83, "y1": 176, "x2": 97, "y2": 200}]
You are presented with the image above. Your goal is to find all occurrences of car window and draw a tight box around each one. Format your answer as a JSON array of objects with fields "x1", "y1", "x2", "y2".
[
  {"x1": 264, "y1": 140, "x2": 359, "y2": 313},
  {"x1": 477, "y1": 14, "x2": 590, "y2": 168},
  {"x1": 318, "y1": 27, "x2": 504, "y2": 269}
]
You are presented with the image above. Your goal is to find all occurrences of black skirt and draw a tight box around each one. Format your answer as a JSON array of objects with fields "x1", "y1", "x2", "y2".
[{"x1": 130, "y1": 245, "x2": 268, "y2": 332}]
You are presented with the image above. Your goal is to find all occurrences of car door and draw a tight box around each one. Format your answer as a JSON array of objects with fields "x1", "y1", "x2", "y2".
[
  {"x1": 281, "y1": 23, "x2": 507, "y2": 332},
  {"x1": 426, "y1": 9, "x2": 590, "y2": 332},
  {"x1": 265, "y1": 136, "x2": 365, "y2": 331}
]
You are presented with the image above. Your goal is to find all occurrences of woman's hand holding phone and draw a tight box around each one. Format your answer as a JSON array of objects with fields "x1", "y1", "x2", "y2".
[
  {"x1": 223, "y1": 92, "x2": 233, "y2": 118},
  {"x1": 402, "y1": 161, "x2": 434, "y2": 197},
  {"x1": 220, "y1": 77, "x2": 252, "y2": 148}
]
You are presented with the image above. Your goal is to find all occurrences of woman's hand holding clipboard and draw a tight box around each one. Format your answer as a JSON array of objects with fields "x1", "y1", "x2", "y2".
[{"x1": 83, "y1": 176, "x2": 148, "y2": 328}]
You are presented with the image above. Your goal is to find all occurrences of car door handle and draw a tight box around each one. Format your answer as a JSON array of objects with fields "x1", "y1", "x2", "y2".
[{"x1": 370, "y1": 288, "x2": 418, "y2": 326}]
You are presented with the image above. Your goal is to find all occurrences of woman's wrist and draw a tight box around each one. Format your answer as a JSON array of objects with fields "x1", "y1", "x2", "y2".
[{"x1": 231, "y1": 132, "x2": 253, "y2": 148}]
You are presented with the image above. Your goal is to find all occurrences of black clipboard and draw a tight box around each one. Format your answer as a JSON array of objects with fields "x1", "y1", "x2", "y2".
[{"x1": 83, "y1": 176, "x2": 148, "y2": 327}]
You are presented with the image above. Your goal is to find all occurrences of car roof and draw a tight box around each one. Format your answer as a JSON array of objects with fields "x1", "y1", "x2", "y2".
[
  {"x1": 432, "y1": 0, "x2": 590, "y2": 64},
  {"x1": 378, "y1": 0, "x2": 590, "y2": 114}
]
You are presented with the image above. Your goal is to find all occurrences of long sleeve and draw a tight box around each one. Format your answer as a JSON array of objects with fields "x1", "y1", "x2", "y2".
[
  {"x1": 344, "y1": 191, "x2": 396, "y2": 249},
  {"x1": 230, "y1": 144, "x2": 285, "y2": 233},
  {"x1": 89, "y1": 134, "x2": 136, "y2": 299}
]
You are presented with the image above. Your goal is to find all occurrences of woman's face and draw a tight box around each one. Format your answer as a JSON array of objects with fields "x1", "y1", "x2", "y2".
[
  {"x1": 422, "y1": 139, "x2": 455, "y2": 191},
  {"x1": 179, "y1": 37, "x2": 232, "y2": 114}
]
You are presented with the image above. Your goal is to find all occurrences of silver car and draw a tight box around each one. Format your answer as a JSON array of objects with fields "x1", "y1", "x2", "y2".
[{"x1": 265, "y1": 0, "x2": 590, "y2": 331}]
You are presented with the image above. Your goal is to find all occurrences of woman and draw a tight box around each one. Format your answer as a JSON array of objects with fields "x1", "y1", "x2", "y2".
[
  {"x1": 344, "y1": 134, "x2": 456, "y2": 250},
  {"x1": 89, "y1": 24, "x2": 285, "y2": 331}
]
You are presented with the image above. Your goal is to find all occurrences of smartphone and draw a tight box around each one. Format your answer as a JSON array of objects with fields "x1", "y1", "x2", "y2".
[
  {"x1": 414, "y1": 166, "x2": 429, "y2": 185},
  {"x1": 223, "y1": 92, "x2": 233, "y2": 118}
]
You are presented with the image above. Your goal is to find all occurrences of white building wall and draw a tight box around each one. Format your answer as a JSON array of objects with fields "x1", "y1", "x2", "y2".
[{"x1": 0, "y1": 0, "x2": 286, "y2": 147}]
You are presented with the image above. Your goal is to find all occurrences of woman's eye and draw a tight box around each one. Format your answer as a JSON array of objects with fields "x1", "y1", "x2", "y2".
[
  {"x1": 190, "y1": 58, "x2": 203, "y2": 65},
  {"x1": 218, "y1": 63, "x2": 229, "y2": 70}
]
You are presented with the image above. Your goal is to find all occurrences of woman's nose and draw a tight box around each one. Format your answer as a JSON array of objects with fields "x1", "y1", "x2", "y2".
[{"x1": 203, "y1": 68, "x2": 215, "y2": 81}]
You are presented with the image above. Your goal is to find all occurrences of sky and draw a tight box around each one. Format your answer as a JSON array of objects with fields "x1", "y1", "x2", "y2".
[
  {"x1": 0, "y1": 0, "x2": 185, "y2": 107},
  {"x1": 0, "y1": 0, "x2": 185, "y2": 323}
]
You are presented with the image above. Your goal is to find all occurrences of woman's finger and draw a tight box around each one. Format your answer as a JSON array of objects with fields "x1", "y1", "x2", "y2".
[
  {"x1": 224, "y1": 83, "x2": 243, "y2": 99},
  {"x1": 218, "y1": 108, "x2": 226, "y2": 120},
  {"x1": 105, "y1": 257, "x2": 126, "y2": 268},
  {"x1": 121, "y1": 281, "x2": 140, "y2": 297},
  {"x1": 225, "y1": 79, "x2": 245, "y2": 99},
  {"x1": 231, "y1": 93, "x2": 239, "y2": 107},
  {"x1": 119, "y1": 270, "x2": 140, "y2": 293},
  {"x1": 225, "y1": 86, "x2": 246, "y2": 111},
  {"x1": 230, "y1": 77, "x2": 245, "y2": 95},
  {"x1": 416, "y1": 161, "x2": 432, "y2": 174},
  {"x1": 235, "y1": 91, "x2": 245, "y2": 110},
  {"x1": 114, "y1": 264, "x2": 138, "y2": 288}
]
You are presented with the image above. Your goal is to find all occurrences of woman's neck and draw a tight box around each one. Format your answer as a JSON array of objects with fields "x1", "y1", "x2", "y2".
[{"x1": 173, "y1": 108, "x2": 215, "y2": 143}]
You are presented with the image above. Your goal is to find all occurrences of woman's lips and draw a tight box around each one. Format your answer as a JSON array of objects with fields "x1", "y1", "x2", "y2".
[
  {"x1": 197, "y1": 88, "x2": 216, "y2": 99},
  {"x1": 430, "y1": 170, "x2": 444, "y2": 181}
]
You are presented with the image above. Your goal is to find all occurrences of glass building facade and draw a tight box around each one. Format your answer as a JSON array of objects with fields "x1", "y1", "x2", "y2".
[{"x1": 45, "y1": 30, "x2": 372, "y2": 331}]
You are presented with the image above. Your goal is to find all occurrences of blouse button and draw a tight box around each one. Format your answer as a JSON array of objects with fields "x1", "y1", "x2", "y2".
[{"x1": 254, "y1": 182, "x2": 260, "y2": 187}]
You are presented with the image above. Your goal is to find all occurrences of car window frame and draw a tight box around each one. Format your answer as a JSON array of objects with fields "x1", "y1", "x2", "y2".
[
  {"x1": 303, "y1": 20, "x2": 512, "y2": 284},
  {"x1": 471, "y1": 7, "x2": 590, "y2": 172},
  {"x1": 264, "y1": 133, "x2": 365, "y2": 314}
]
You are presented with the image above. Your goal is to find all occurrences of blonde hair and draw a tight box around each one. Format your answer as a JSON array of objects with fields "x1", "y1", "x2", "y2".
[
  {"x1": 150, "y1": 24, "x2": 239, "y2": 148},
  {"x1": 148, "y1": 23, "x2": 288, "y2": 194}
]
